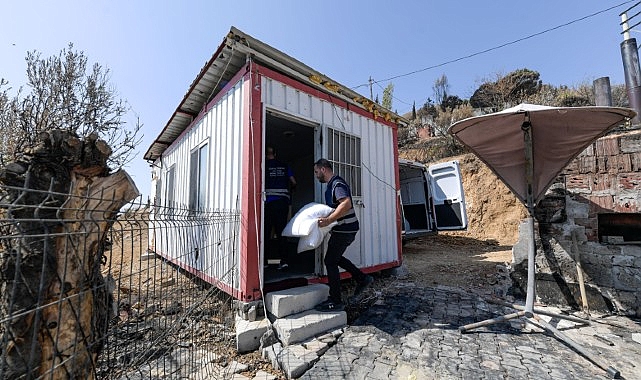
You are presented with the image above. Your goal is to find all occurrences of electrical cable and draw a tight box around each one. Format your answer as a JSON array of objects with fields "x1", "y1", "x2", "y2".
[
  {"x1": 353, "y1": 1, "x2": 636, "y2": 110},
  {"x1": 327, "y1": 97, "x2": 397, "y2": 193},
  {"x1": 373, "y1": 80, "x2": 411, "y2": 109}
]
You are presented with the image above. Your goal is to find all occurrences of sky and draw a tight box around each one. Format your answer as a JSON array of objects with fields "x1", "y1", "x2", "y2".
[{"x1": 1, "y1": 0, "x2": 638, "y2": 200}]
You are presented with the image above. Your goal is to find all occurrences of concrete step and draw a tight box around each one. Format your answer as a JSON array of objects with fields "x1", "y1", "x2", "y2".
[
  {"x1": 262, "y1": 328, "x2": 343, "y2": 379},
  {"x1": 236, "y1": 284, "x2": 343, "y2": 357},
  {"x1": 265, "y1": 284, "x2": 329, "y2": 318},
  {"x1": 235, "y1": 316, "x2": 271, "y2": 353},
  {"x1": 273, "y1": 309, "x2": 347, "y2": 346}
]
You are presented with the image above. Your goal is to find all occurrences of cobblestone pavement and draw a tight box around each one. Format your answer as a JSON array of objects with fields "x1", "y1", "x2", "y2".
[{"x1": 301, "y1": 282, "x2": 641, "y2": 380}]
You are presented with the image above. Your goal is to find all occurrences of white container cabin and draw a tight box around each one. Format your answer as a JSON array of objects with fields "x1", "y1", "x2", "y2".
[{"x1": 145, "y1": 27, "x2": 414, "y2": 302}]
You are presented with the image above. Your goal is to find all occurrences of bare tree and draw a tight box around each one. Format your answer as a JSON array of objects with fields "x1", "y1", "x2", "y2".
[
  {"x1": 0, "y1": 43, "x2": 141, "y2": 168},
  {"x1": 432, "y1": 74, "x2": 449, "y2": 107}
]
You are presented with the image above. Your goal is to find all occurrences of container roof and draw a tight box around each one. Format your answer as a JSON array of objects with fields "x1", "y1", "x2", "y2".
[{"x1": 144, "y1": 26, "x2": 407, "y2": 161}]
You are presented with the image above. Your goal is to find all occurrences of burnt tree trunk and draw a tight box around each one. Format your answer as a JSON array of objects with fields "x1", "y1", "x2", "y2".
[{"x1": 0, "y1": 130, "x2": 138, "y2": 379}]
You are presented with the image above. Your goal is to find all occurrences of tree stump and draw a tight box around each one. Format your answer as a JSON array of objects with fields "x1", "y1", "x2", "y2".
[{"x1": 0, "y1": 130, "x2": 139, "y2": 379}]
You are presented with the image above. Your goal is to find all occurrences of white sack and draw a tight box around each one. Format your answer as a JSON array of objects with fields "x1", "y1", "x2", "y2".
[
  {"x1": 297, "y1": 223, "x2": 334, "y2": 253},
  {"x1": 282, "y1": 202, "x2": 334, "y2": 237}
]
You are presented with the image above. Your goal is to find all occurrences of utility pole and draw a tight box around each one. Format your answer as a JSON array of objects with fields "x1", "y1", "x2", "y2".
[
  {"x1": 620, "y1": 5, "x2": 641, "y2": 125},
  {"x1": 369, "y1": 76, "x2": 374, "y2": 100},
  {"x1": 593, "y1": 77, "x2": 613, "y2": 106}
]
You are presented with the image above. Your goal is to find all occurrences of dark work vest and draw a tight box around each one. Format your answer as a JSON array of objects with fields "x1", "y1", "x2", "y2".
[
  {"x1": 325, "y1": 175, "x2": 359, "y2": 233},
  {"x1": 265, "y1": 159, "x2": 290, "y2": 202}
]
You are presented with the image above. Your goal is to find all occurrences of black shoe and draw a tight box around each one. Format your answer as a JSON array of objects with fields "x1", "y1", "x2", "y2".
[
  {"x1": 354, "y1": 275, "x2": 374, "y2": 296},
  {"x1": 315, "y1": 299, "x2": 344, "y2": 312}
]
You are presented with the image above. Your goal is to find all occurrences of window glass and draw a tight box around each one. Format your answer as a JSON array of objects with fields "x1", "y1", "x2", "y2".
[
  {"x1": 166, "y1": 166, "x2": 175, "y2": 207},
  {"x1": 198, "y1": 144, "x2": 209, "y2": 210},
  {"x1": 189, "y1": 143, "x2": 209, "y2": 211}
]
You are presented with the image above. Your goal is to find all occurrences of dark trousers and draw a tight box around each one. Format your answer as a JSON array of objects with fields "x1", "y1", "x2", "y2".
[
  {"x1": 264, "y1": 198, "x2": 289, "y2": 263},
  {"x1": 325, "y1": 231, "x2": 364, "y2": 303}
]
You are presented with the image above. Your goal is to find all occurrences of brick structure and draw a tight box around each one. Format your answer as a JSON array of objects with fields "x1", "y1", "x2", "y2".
[{"x1": 514, "y1": 129, "x2": 641, "y2": 317}]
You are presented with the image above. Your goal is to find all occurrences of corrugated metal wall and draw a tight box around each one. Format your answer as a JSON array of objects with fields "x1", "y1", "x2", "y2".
[
  {"x1": 261, "y1": 77, "x2": 399, "y2": 268},
  {"x1": 153, "y1": 80, "x2": 245, "y2": 290}
]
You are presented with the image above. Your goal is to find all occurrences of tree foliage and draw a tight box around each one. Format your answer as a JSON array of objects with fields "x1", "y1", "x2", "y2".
[
  {"x1": 416, "y1": 100, "x2": 437, "y2": 120},
  {"x1": 522, "y1": 81, "x2": 629, "y2": 108},
  {"x1": 0, "y1": 44, "x2": 141, "y2": 168},
  {"x1": 610, "y1": 84, "x2": 629, "y2": 108},
  {"x1": 470, "y1": 68, "x2": 541, "y2": 110},
  {"x1": 467, "y1": 68, "x2": 633, "y2": 111},
  {"x1": 441, "y1": 95, "x2": 464, "y2": 111},
  {"x1": 382, "y1": 82, "x2": 394, "y2": 110}
]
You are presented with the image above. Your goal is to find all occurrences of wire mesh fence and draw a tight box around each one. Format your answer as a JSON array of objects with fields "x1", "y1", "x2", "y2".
[{"x1": 0, "y1": 184, "x2": 252, "y2": 379}]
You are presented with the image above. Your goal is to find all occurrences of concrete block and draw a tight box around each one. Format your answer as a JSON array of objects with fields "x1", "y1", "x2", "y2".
[
  {"x1": 276, "y1": 346, "x2": 314, "y2": 379},
  {"x1": 265, "y1": 284, "x2": 329, "y2": 318},
  {"x1": 252, "y1": 370, "x2": 277, "y2": 380},
  {"x1": 302, "y1": 338, "x2": 330, "y2": 356},
  {"x1": 141, "y1": 252, "x2": 156, "y2": 261},
  {"x1": 511, "y1": 220, "x2": 531, "y2": 265},
  {"x1": 613, "y1": 266, "x2": 641, "y2": 291},
  {"x1": 284, "y1": 344, "x2": 319, "y2": 363},
  {"x1": 235, "y1": 316, "x2": 270, "y2": 353},
  {"x1": 583, "y1": 263, "x2": 615, "y2": 287},
  {"x1": 273, "y1": 309, "x2": 346, "y2": 346},
  {"x1": 227, "y1": 361, "x2": 249, "y2": 374},
  {"x1": 262, "y1": 342, "x2": 283, "y2": 368},
  {"x1": 620, "y1": 244, "x2": 641, "y2": 258},
  {"x1": 316, "y1": 327, "x2": 344, "y2": 344},
  {"x1": 234, "y1": 300, "x2": 264, "y2": 321},
  {"x1": 613, "y1": 254, "x2": 636, "y2": 267}
]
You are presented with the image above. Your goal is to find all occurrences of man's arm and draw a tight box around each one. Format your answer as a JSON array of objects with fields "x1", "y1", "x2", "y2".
[{"x1": 318, "y1": 196, "x2": 351, "y2": 227}]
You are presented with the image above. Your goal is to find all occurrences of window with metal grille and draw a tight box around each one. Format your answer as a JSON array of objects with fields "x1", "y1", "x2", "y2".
[
  {"x1": 189, "y1": 143, "x2": 209, "y2": 211},
  {"x1": 327, "y1": 128, "x2": 361, "y2": 196}
]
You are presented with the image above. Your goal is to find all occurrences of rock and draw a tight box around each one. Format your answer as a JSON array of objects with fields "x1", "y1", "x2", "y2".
[{"x1": 260, "y1": 328, "x2": 279, "y2": 350}]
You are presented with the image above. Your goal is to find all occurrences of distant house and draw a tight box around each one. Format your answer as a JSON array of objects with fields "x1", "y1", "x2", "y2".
[{"x1": 144, "y1": 27, "x2": 409, "y2": 303}]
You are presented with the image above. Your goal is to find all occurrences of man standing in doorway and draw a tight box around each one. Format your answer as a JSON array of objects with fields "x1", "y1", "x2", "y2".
[
  {"x1": 265, "y1": 146, "x2": 296, "y2": 270},
  {"x1": 314, "y1": 158, "x2": 373, "y2": 312}
]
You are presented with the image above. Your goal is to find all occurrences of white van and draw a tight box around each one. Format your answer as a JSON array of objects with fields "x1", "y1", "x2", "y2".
[{"x1": 399, "y1": 159, "x2": 467, "y2": 241}]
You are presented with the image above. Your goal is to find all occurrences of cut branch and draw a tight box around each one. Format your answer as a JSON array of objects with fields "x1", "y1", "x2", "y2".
[{"x1": 0, "y1": 130, "x2": 139, "y2": 379}]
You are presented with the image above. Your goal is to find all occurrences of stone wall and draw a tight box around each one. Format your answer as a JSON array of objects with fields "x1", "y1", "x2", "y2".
[{"x1": 513, "y1": 129, "x2": 641, "y2": 317}]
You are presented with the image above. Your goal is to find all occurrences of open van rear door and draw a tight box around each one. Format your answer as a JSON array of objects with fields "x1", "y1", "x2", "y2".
[
  {"x1": 398, "y1": 159, "x2": 435, "y2": 241},
  {"x1": 428, "y1": 160, "x2": 467, "y2": 230}
]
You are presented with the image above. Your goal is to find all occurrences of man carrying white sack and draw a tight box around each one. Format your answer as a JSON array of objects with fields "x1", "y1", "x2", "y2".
[{"x1": 313, "y1": 158, "x2": 374, "y2": 312}]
